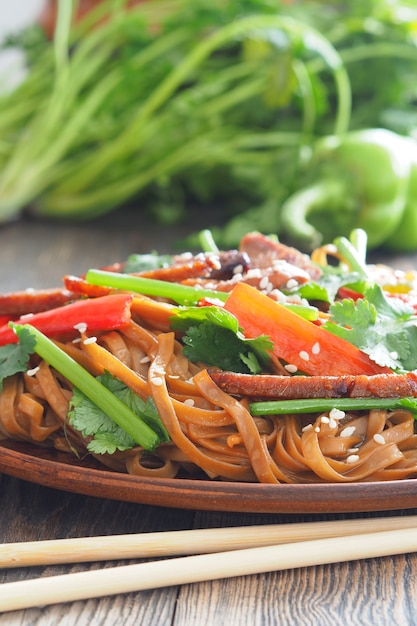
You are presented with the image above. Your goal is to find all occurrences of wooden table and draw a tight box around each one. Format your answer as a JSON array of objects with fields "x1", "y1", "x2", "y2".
[{"x1": 0, "y1": 209, "x2": 417, "y2": 625}]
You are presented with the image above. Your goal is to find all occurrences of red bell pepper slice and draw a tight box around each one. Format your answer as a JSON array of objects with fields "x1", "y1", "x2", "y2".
[
  {"x1": 0, "y1": 293, "x2": 133, "y2": 345},
  {"x1": 224, "y1": 282, "x2": 391, "y2": 377}
]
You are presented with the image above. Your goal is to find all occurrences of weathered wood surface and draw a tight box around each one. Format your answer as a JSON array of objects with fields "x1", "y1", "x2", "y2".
[{"x1": 0, "y1": 210, "x2": 417, "y2": 625}]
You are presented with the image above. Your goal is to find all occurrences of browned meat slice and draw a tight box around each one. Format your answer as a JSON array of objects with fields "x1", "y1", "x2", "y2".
[
  {"x1": 208, "y1": 369, "x2": 417, "y2": 399},
  {"x1": 137, "y1": 251, "x2": 249, "y2": 283},
  {"x1": 239, "y1": 232, "x2": 322, "y2": 280},
  {"x1": 0, "y1": 287, "x2": 79, "y2": 316}
]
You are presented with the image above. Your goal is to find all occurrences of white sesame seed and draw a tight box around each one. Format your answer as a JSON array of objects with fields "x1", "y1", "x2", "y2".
[
  {"x1": 312, "y1": 342, "x2": 321, "y2": 355},
  {"x1": 72, "y1": 337, "x2": 82, "y2": 344},
  {"x1": 150, "y1": 376, "x2": 164, "y2": 386},
  {"x1": 373, "y1": 433, "x2": 386, "y2": 445},
  {"x1": 259, "y1": 275, "x2": 270, "y2": 290},
  {"x1": 286, "y1": 278, "x2": 298, "y2": 290},
  {"x1": 284, "y1": 364, "x2": 298, "y2": 373},
  {"x1": 139, "y1": 356, "x2": 151, "y2": 364},
  {"x1": 329, "y1": 408, "x2": 346, "y2": 420},
  {"x1": 74, "y1": 322, "x2": 87, "y2": 333},
  {"x1": 315, "y1": 426, "x2": 320, "y2": 433},
  {"x1": 184, "y1": 398, "x2": 195, "y2": 406},
  {"x1": 320, "y1": 415, "x2": 330, "y2": 424},
  {"x1": 26, "y1": 366, "x2": 40, "y2": 377},
  {"x1": 299, "y1": 350, "x2": 310, "y2": 361},
  {"x1": 302, "y1": 423, "x2": 313, "y2": 432},
  {"x1": 346, "y1": 454, "x2": 360, "y2": 464},
  {"x1": 83, "y1": 336, "x2": 97, "y2": 345},
  {"x1": 270, "y1": 289, "x2": 287, "y2": 302},
  {"x1": 233, "y1": 264, "x2": 244, "y2": 275},
  {"x1": 246, "y1": 269, "x2": 262, "y2": 279},
  {"x1": 340, "y1": 426, "x2": 356, "y2": 438},
  {"x1": 389, "y1": 351, "x2": 398, "y2": 360},
  {"x1": 20, "y1": 313, "x2": 34, "y2": 320},
  {"x1": 329, "y1": 419, "x2": 338, "y2": 429},
  {"x1": 347, "y1": 447, "x2": 359, "y2": 453}
]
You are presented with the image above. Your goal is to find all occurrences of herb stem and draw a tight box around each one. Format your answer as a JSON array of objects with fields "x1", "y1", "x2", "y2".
[
  {"x1": 250, "y1": 396, "x2": 417, "y2": 416},
  {"x1": 250, "y1": 398, "x2": 417, "y2": 415},
  {"x1": 85, "y1": 269, "x2": 229, "y2": 305},
  {"x1": 13, "y1": 323, "x2": 160, "y2": 450}
]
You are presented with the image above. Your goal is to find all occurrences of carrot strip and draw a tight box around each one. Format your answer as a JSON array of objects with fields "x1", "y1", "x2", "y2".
[{"x1": 224, "y1": 282, "x2": 391, "y2": 376}]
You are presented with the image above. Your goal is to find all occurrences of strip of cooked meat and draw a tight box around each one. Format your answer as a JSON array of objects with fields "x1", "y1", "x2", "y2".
[
  {"x1": 208, "y1": 369, "x2": 417, "y2": 399},
  {"x1": 239, "y1": 231, "x2": 322, "y2": 280}
]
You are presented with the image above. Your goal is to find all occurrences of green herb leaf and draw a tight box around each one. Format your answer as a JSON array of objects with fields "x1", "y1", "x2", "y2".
[
  {"x1": 0, "y1": 327, "x2": 36, "y2": 390},
  {"x1": 171, "y1": 305, "x2": 272, "y2": 373},
  {"x1": 324, "y1": 284, "x2": 417, "y2": 371},
  {"x1": 68, "y1": 372, "x2": 169, "y2": 455}
]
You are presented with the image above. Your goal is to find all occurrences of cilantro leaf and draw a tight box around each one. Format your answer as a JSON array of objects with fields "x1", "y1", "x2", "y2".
[
  {"x1": 297, "y1": 272, "x2": 366, "y2": 304},
  {"x1": 99, "y1": 372, "x2": 169, "y2": 442},
  {"x1": 324, "y1": 284, "x2": 417, "y2": 371},
  {"x1": 171, "y1": 305, "x2": 272, "y2": 374},
  {"x1": 0, "y1": 327, "x2": 36, "y2": 390},
  {"x1": 68, "y1": 372, "x2": 169, "y2": 455}
]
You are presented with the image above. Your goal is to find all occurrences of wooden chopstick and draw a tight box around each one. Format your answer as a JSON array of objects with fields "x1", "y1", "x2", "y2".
[
  {"x1": 1, "y1": 514, "x2": 417, "y2": 568},
  {"x1": 1, "y1": 524, "x2": 417, "y2": 613}
]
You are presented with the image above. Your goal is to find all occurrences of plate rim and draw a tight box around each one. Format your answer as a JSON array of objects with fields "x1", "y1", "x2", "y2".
[{"x1": 1, "y1": 440, "x2": 417, "y2": 514}]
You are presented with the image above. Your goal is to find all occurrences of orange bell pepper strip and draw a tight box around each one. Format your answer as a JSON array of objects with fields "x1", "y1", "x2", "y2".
[{"x1": 224, "y1": 282, "x2": 391, "y2": 377}]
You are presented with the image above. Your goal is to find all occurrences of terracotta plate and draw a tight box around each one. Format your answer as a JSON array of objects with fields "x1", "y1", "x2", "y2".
[{"x1": 0, "y1": 440, "x2": 416, "y2": 513}]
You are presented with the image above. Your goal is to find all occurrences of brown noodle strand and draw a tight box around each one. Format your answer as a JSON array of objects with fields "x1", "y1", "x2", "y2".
[{"x1": 149, "y1": 332, "x2": 257, "y2": 481}]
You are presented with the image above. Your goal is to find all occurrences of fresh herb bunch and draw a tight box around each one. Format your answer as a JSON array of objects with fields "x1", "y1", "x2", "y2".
[{"x1": 0, "y1": 0, "x2": 416, "y2": 245}]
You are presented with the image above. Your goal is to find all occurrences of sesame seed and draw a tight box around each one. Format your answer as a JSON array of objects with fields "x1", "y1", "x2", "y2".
[
  {"x1": 320, "y1": 415, "x2": 330, "y2": 424},
  {"x1": 389, "y1": 351, "x2": 398, "y2": 360},
  {"x1": 184, "y1": 398, "x2": 195, "y2": 406},
  {"x1": 20, "y1": 313, "x2": 34, "y2": 320},
  {"x1": 315, "y1": 426, "x2": 320, "y2": 433},
  {"x1": 246, "y1": 269, "x2": 262, "y2": 279},
  {"x1": 270, "y1": 289, "x2": 287, "y2": 302},
  {"x1": 284, "y1": 364, "x2": 298, "y2": 373},
  {"x1": 299, "y1": 350, "x2": 309, "y2": 361},
  {"x1": 83, "y1": 336, "x2": 97, "y2": 345},
  {"x1": 329, "y1": 419, "x2": 338, "y2": 429},
  {"x1": 286, "y1": 278, "x2": 298, "y2": 290},
  {"x1": 329, "y1": 408, "x2": 346, "y2": 420},
  {"x1": 26, "y1": 366, "x2": 40, "y2": 377},
  {"x1": 259, "y1": 275, "x2": 270, "y2": 290},
  {"x1": 139, "y1": 356, "x2": 151, "y2": 364},
  {"x1": 346, "y1": 454, "x2": 360, "y2": 464},
  {"x1": 373, "y1": 433, "x2": 386, "y2": 445},
  {"x1": 72, "y1": 337, "x2": 81, "y2": 344},
  {"x1": 74, "y1": 322, "x2": 87, "y2": 333},
  {"x1": 340, "y1": 426, "x2": 356, "y2": 438},
  {"x1": 150, "y1": 376, "x2": 164, "y2": 387},
  {"x1": 233, "y1": 264, "x2": 244, "y2": 275},
  {"x1": 302, "y1": 423, "x2": 313, "y2": 432},
  {"x1": 312, "y1": 342, "x2": 320, "y2": 355},
  {"x1": 348, "y1": 447, "x2": 359, "y2": 454}
]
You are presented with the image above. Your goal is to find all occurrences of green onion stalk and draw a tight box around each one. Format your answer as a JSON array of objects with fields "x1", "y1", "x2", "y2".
[{"x1": 0, "y1": 0, "x2": 351, "y2": 223}]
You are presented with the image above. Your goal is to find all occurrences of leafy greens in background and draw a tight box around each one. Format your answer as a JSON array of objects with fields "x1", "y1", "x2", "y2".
[{"x1": 0, "y1": 0, "x2": 416, "y2": 246}]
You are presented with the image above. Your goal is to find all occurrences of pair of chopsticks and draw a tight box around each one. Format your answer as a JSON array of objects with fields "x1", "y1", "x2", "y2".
[{"x1": 1, "y1": 515, "x2": 417, "y2": 613}]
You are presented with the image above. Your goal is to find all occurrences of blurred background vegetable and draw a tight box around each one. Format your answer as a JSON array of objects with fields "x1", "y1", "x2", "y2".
[{"x1": 0, "y1": 0, "x2": 416, "y2": 251}]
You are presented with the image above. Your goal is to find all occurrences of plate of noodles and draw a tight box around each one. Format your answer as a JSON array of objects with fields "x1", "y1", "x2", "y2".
[{"x1": 1, "y1": 229, "x2": 417, "y2": 513}]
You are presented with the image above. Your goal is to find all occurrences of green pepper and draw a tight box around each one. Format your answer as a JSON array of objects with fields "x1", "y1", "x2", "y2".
[
  {"x1": 385, "y1": 138, "x2": 417, "y2": 252},
  {"x1": 280, "y1": 128, "x2": 416, "y2": 251}
]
